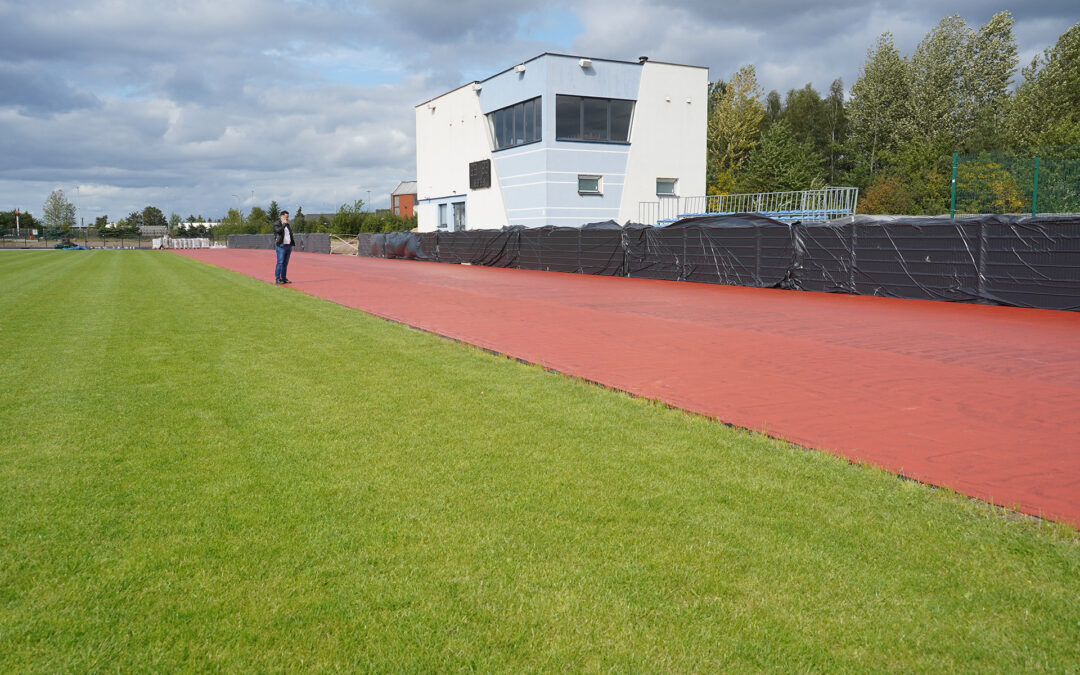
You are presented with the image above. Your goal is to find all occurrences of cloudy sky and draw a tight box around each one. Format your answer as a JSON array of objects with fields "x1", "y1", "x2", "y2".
[{"x1": 1, "y1": 1, "x2": 1075, "y2": 222}]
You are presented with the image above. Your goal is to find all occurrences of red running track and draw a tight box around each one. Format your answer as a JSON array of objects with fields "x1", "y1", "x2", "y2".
[{"x1": 176, "y1": 249, "x2": 1080, "y2": 525}]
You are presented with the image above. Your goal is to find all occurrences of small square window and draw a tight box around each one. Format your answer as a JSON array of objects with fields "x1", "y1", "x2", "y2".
[
  {"x1": 578, "y1": 175, "x2": 602, "y2": 194},
  {"x1": 656, "y1": 178, "x2": 677, "y2": 196}
]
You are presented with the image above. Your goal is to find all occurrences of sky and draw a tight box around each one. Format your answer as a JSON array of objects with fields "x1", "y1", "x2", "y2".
[{"x1": 1, "y1": 1, "x2": 1076, "y2": 223}]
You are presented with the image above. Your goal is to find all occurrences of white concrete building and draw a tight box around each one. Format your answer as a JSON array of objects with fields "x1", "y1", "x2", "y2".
[{"x1": 415, "y1": 54, "x2": 708, "y2": 231}]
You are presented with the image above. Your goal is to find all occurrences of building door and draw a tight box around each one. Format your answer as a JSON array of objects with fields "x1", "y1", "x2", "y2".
[{"x1": 452, "y1": 202, "x2": 466, "y2": 231}]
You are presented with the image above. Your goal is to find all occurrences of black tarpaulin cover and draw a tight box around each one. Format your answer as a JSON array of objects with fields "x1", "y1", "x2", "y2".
[
  {"x1": 355, "y1": 215, "x2": 1080, "y2": 311},
  {"x1": 227, "y1": 233, "x2": 331, "y2": 254}
]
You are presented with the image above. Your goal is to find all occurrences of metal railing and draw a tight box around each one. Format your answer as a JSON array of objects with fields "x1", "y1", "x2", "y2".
[{"x1": 639, "y1": 187, "x2": 859, "y2": 225}]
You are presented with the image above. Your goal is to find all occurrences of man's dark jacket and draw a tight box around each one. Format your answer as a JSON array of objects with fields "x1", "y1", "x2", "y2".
[{"x1": 273, "y1": 219, "x2": 296, "y2": 247}]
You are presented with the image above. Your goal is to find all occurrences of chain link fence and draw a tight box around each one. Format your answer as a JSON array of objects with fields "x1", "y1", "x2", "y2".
[{"x1": 952, "y1": 147, "x2": 1080, "y2": 217}]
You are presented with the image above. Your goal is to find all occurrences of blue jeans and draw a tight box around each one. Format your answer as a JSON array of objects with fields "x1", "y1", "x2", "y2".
[{"x1": 275, "y1": 244, "x2": 292, "y2": 281}]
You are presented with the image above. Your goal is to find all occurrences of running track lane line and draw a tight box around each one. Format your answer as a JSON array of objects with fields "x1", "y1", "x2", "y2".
[{"x1": 174, "y1": 249, "x2": 1080, "y2": 526}]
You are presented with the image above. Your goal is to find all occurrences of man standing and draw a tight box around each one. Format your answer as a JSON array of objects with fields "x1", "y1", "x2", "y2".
[{"x1": 273, "y1": 210, "x2": 294, "y2": 284}]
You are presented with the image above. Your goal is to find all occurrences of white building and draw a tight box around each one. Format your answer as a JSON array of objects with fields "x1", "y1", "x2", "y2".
[{"x1": 415, "y1": 53, "x2": 708, "y2": 231}]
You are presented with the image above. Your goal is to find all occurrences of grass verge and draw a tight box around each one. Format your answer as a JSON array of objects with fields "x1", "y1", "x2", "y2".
[{"x1": 1, "y1": 250, "x2": 1078, "y2": 671}]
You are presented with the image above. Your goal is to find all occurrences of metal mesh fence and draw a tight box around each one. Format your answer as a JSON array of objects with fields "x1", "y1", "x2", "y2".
[{"x1": 953, "y1": 147, "x2": 1080, "y2": 216}]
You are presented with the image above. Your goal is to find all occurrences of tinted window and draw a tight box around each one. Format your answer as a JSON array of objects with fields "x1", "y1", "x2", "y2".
[
  {"x1": 488, "y1": 97, "x2": 542, "y2": 150},
  {"x1": 556, "y1": 95, "x2": 635, "y2": 143},
  {"x1": 611, "y1": 99, "x2": 634, "y2": 142},
  {"x1": 556, "y1": 95, "x2": 580, "y2": 140}
]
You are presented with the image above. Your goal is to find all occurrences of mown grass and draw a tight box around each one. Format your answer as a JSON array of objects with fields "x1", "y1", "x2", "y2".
[{"x1": 1, "y1": 250, "x2": 1078, "y2": 672}]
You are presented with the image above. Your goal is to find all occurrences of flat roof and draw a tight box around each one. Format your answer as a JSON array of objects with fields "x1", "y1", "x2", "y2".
[{"x1": 415, "y1": 53, "x2": 708, "y2": 108}]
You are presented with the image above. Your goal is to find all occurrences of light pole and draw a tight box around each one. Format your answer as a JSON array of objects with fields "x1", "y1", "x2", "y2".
[
  {"x1": 367, "y1": 190, "x2": 372, "y2": 211},
  {"x1": 14, "y1": 209, "x2": 19, "y2": 237}
]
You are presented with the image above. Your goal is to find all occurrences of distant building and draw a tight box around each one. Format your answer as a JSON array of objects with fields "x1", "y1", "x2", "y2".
[
  {"x1": 415, "y1": 53, "x2": 707, "y2": 231},
  {"x1": 391, "y1": 181, "x2": 417, "y2": 218}
]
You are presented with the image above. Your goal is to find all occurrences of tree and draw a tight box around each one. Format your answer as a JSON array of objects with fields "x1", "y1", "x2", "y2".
[
  {"x1": 740, "y1": 120, "x2": 824, "y2": 193},
  {"x1": 267, "y1": 200, "x2": 280, "y2": 225},
  {"x1": 142, "y1": 205, "x2": 168, "y2": 231},
  {"x1": 707, "y1": 65, "x2": 766, "y2": 194},
  {"x1": 906, "y1": 12, "x2": 1017, "y2": 153},
  {"x1": 965, "y1": 12, "x2": 1018, "y2": 151},
  {"x1": 955, "y1": 159, "x2": 1026, "y2": 214},
  {"x1": 907, "y1": 15, "x2": 970, "y2": 148},
  {"x1": 42, "y1": 189, "x2": 77, "y2": 232},
  {"x1": 763, "y1": 90, "x2": 782, "y2": 130},
  {"x1": 0, "y1": 210, "x2": 35, "y2": 236},
  {"x1": 218, "y1": 208, "x2": 245, "y2": 235},
  {"x1": 94, "y1": 215, "x2": 108, "y2": 228},
  {"x1": 169, "y1": 213, "x2": 182, "y2": 232},
  {"x1": 293, "y1": 206, "x2": 307, "y2": 232},
  {"x1": 1007, "y1": 21, "x2": 1080, "y2": 148},
  {"x1": 245, "y1": 206, "x2": 269, "y2": 233},
  {"x1": 330, "y1": 200, "x2": 366, "y2": 235},
  {"x1": 847, "y1": 34, "x2": 911, "y2": 184},
  {"x1": 824, "y1": 79, "x2": 849, "y2": 184},
  {"x1": 859, "y1": 174, "x2": 921, "y2": 215}
]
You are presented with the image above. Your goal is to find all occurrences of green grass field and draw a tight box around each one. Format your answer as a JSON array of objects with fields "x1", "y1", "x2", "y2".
[{"x1": 1, "y1": 250, "x2": 1078, "y2": 671}]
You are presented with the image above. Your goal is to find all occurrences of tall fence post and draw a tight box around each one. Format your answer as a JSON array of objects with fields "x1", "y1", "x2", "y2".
[
  {"x1": 950, "y1": 152, "x2": 958, "y2": 219},
  {"x1": 1032, "y1": 156, "x2": 1041, "y2": 217}
]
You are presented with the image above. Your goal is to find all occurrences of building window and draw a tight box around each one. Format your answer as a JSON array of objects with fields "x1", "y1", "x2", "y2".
[
  {"x1": 452, "y1": 202, "x2": 466, "y2": 231},
  {"x1": 556, "y1": 95, "x2": 635, "y2": 143},
  {"x1": 438, "y1": 203, "x2": 448, "y2": 230},
  {"x1": 488, "y1": 96, "x2": 542, "y2": 150},
  {"x1": 578, "y1": 175, "x2": 602, "y2": 195},
  {"x1": 656, "y1": 178, "x2": 678, "y2": 196}
]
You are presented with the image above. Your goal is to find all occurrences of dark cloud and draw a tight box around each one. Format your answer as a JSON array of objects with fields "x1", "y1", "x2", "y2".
[{"x1": 0, "y1": 63, "x2": 101, "y2": 116}]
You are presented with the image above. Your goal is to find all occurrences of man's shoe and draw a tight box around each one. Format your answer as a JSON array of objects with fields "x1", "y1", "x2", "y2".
[
  {"x1": 283, "y1": 279, "x2": 293, "y2": 284},
  {"x1": 275, "y1": 279, "x2": 284, "y2": 284}
]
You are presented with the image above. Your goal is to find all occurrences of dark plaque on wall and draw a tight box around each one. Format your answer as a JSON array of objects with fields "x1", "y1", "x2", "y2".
[{"x1": 469, "y1": 159, "x2": 491, "y2": 190}]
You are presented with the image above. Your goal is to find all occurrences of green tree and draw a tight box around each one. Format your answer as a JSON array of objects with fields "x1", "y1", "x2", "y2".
[
  {"x1": 330, "y1": 200, "x2": 365, "y2": 235},
  {"x1": 42, "y1": 189, "x2": 77, "y2": 233},
  {"x1": 906, "y1": 12, "x2": 1017, "y2": 153},
  {"x1": 293, "y1": 206, "x2": 307, "y2": 232},
  {"x1": 782, "y1": 84, "x2": 831, "y2": 163},
  {"x1": 907, "y1": 15, "x2": 970, "y2": 149},
  {"x1": 169, "y1": 213, "x2": 182, "y2": 232},
  {"x1": 1006, "y1": 22, "x2": 1080, "y2": 148},
  {"x1": 217, "y1": 208, "x2": 245, "y2": 235},
  {"x1": 142, "y1": 206, "x2": 168, "y2": 231},
  {"x1": 965, "y1": 11, "x2": 1018, "y2": 151},
  {"x1": 0, "y1": 210, "x2": 35, "y2": 235},
  {"x1": 740, "y1": 120, "x2": 824, "y2": 193},
  {"x1": 824, "y1": 79, "x2": 849, "y2": 184},
  {"x1": 707, "y1": 65, "x2": 766, "y2": 194},
  {"x1": 847, "y1": 33, "x2": 911, "y2": 184},
  {"x1": 267, "y1": 200, "x2": 280, "y2": 225},
  {"x1": 246, "y1": 206, "x2": 270, "y2": 233},
  {"x1": 763, "y1": 90, "x2": 782, "y2": 130}
]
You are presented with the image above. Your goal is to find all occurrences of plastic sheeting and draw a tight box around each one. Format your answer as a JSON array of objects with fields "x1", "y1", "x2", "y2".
[
  {"x1": 356, "y1": 215, "x2": 1080, "y2": 311},
  {"x1": 227, "y1": 233, "x2": 331, "y2": 254}
]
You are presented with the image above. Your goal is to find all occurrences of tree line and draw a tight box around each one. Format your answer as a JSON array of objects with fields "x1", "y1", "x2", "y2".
[
  {"x1": 1, "y1": 192, "x2": 416, "y2": 239},
  {"x1": 707, "y1": 13, "x2": 1079, "y2": 214},
  {"x1": 215, "y1": 200, "x2": 416, "y2": 237}
]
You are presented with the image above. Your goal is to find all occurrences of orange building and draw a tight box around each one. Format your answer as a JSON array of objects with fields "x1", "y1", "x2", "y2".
[{"x1": 391, "y1": 181, "x2": 417, "y2": 218}]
